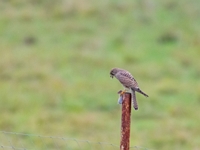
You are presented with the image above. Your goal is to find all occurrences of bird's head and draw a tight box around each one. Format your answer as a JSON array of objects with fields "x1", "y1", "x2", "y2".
[{"x1": 110, "y1": 68, "x2": 119, "y2": 78}]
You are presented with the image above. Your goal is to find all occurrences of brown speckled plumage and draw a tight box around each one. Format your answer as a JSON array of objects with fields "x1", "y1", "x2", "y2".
[{"x1": 110, "y1": 68, "x2": 148, "y2": 110}]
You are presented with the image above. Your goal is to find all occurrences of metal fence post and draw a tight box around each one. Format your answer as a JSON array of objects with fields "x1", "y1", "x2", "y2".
[{"x1": 120, "y1": 93, "x2": 131, "y2": 150}]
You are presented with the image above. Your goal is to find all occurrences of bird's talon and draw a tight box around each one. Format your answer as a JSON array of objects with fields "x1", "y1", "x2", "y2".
[{"x1": 118, "y1": 90, "x2": 126, "y2": 96}]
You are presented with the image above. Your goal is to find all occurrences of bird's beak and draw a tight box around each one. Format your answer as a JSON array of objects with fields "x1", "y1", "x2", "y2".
[{"x1": 110, "y1": 75, "x2": 113, "y2": 78}]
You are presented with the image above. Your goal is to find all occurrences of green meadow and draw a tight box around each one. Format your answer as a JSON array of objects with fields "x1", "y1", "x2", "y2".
[{"x1": 0, "y1": 0, "x2": 200, "y2": 149}]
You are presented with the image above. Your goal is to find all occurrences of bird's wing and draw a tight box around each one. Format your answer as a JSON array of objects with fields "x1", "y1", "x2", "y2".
[
  {"x1": 119, "y1": 71, "x2": 136, "y2": 81},
  {"x1": 115, "y1": 71, "x2": 137, "y2": 88},
  {"x1": 115, "y1": 70, "x2": 139, "y2": 88}
]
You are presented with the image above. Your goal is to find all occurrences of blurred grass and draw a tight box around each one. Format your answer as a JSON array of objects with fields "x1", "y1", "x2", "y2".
[{"x1": 0, "y1": 0, "x2": 200, "y2": 149}]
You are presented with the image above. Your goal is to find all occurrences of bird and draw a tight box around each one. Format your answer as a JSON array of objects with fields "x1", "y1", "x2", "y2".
[{"x1": 110, "y1": 68, "x2": 148, "y2": 110}]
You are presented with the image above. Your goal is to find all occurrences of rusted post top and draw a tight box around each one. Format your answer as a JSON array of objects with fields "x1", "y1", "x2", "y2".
[{"x1": 120, "y1": 93, "x2": 131, "y2": 150}]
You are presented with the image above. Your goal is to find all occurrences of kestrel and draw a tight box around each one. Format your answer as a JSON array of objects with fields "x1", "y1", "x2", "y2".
[{"x1": 110, "y1": 68, "x2": 148, "y2": 110}]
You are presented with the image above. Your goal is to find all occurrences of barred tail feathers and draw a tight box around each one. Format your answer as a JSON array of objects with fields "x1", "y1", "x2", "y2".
[{"x1": 131, "y1": 90, "x2": 138, "y2": 110}]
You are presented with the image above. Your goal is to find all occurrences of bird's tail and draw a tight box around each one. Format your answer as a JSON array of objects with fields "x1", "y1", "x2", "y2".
[
  {"x1": 131, "y1": 90, "x2": 138, "y2": 110},
  {"x1": 133, "y1": 88, "x2": 149, "y2": 97}
]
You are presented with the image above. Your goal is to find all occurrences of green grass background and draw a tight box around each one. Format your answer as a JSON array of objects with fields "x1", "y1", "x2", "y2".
[{"x1": 0, "y1": 0, "x2": 200, "y2": 149}]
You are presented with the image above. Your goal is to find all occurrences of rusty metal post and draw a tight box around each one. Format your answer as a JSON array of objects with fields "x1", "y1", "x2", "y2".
[{"x1": 120, "y1": 93, "x2": 131, "y2": 150}]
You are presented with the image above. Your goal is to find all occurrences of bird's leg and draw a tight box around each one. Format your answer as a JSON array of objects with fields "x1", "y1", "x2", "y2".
[
  {"x1": 118, "y1": 90, "x2": 125, "y2": 96},
  {"x1": 117, "y1": 89, "x2": 128, "y2": 104},
  {"x1": 117, "y1": 88, "x2": 132, "y2": 104},
  {"x1": 118, "y1": 88, "x2": 132, "y2": 97}
]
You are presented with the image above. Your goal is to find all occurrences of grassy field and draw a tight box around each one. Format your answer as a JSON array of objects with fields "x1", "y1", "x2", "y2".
[{"x1": 0, "y1": 0, "x2": 200, "y2": 149}]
